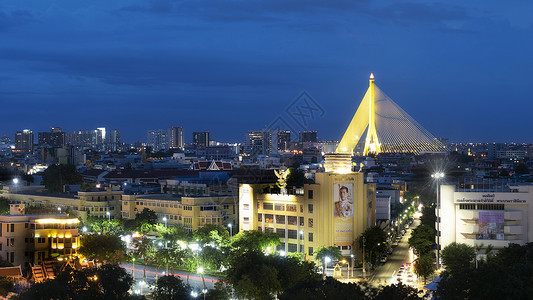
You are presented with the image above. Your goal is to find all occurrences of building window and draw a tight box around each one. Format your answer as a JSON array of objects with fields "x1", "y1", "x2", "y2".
[
  {"x1": 288, "y1": 230, "x2": 298, "y2": 239},
  {"x1": 459, "y1": 204, "x2": 476, "y2": 210},
  {"x1": 288, "y1": 243, "x2": 297, "y2": 253},
  {"x1": 276, "y1": 228, "x2": 285, "y2": 238},
  {"x1": 308, "y1": 190, "x2": 314, "y2": 199},
  {"x1": 299, "y1": 217, "x2": 304, "y2": 226},
  {"x1": 275, "y1": 204, "x2": 285, "y2": 211},
  {"x1": 224, "y1": 205, "x2": 230, "y2": 210},
  {"x1": 276, "y1": 215, "x2": 285, "y2": 224},
  {"x1": 309, "y1": 247, "x2": 313, "y2": 255},
  {"x1": 308, "y1": 232, "x2": 314, "y2": 242},
  {"x1": 263, "y1": 203, "x2": 273, "y2": 210},
  {"x1": 265, "y1": 214, "x2": 274, "y2": 223},
  {"x1": 286, "y1": 204, "x2": 296, "y2": 212},
  {"x1": 308, "y1": 204, "x2": 313, "y2": 214},
  {"x1": 243, "y1": 204, "x2": 249, "y2": 210},
  {"x1": 477, "y1": 204, "x2": 504, "y2": 210},
  {"x1": 287, "y1": 216, "x2": 297, "y2": 226},
  {"x1": 258, "y1": 214, "x2": 263, "y2": 222},
  {"x1": 308, "y1": 218, "x2": 313, "y2": 228}
]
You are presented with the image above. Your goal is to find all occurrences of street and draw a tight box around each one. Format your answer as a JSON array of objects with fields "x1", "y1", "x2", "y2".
[{"x1": 120, "y1": 262, "x2": 221, "y2": 296}]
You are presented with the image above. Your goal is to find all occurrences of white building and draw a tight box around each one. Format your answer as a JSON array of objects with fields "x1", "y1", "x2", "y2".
[{"x1": 439, "y1": 184, "x2": 533, "y2": 252}]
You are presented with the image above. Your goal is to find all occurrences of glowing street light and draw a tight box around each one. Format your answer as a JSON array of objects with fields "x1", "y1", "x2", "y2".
[
  {"x1": 432, "y1": 171, "x2": 445, "y2": 270},
  {"x1": 162, "y1": 217, "x2": 167, "y2": 227},
  {"x1": 323, "y1": 257, "x2": 331, "y2": 279},
  {"x1": 228, "y1": 224, "x2": 233, "y2": 243},
  {"x1": 106, "y1": 211, "x2": 110, "y2": 221}
]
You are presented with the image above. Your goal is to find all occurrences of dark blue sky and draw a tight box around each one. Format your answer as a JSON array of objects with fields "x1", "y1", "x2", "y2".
[{"x1": 1, "y1": 1, "x2": 532, "y2": 143}]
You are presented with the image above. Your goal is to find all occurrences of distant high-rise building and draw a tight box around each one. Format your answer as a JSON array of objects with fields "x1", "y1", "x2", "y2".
[
  {"x1": 299, "y1": 131, "x2": 317, "y2": 143},
  {"x1": 66, "y1": 129, "x2": 104, "y2": 149},
  {"x1": 193, "y1": 132, "x2": 209, "y2": 149},
  {"x1": 106, "y1": 129, "x2": 121, "y2": 152},
  {"x1": 277, "y1": 131, "x2": 291, "y2": 151},
  {"x1": 0, "y1": 136, "x2": 11, "y2": 145},
  {"x1": 245, "y1": 130, "x2": 278, "y2": 156},
  {"x1": 15, "y1": 130, "x2": 33, "y2": 153},
  {"x1": 147, "y1": 129, "x2": 167, "y2": 151},
  {"x1": 168, "y1": 127, "x2": 184, "y2": 149},
  {"x1": 38, "y1": 127, "x2": 65, "y2": 147}
]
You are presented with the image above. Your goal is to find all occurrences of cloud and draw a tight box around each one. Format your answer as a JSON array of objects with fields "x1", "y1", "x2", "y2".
[{"x1": 0, "y1": 8, "x2": 37, "y2": 31}]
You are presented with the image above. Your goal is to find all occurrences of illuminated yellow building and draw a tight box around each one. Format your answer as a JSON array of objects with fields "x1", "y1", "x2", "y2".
[
  {"x1": 0, "y1": 204, "x2": 80, "y2": 267},
  {"x1": 122, "y1": 194, "x2": 237, "y2": 230},
  {"x1": 239, "y1": 155, "x2": 376, "y2": 260},
  {"x1": 5, "y1": 189, "x2": 122, "y2": 222}
]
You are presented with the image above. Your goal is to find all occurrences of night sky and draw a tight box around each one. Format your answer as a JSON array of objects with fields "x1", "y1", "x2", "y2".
[{"x1": 1, "y1": 1, "x2": 532, "y2": 143}]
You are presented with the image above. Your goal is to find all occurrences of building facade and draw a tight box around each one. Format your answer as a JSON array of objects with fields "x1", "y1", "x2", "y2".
[
  {"x1": 0, "y1": 204, "x2": 80, "y2": 267},
  {"x1": 121, "y1": 194, "x2": 237, "y2": 230},
  {"x1": 239, "y1": 157, "x2": 375, "y2": 259},
  {"x1": 439, "y1": 184, "x2": 533, "y2": 253},
  {"x1": 15, "y1": 130, "x2": 33, "y2": 153},
  {"x1": 168, "y1": 127, "x2": 184, "y2": 149},
  {"x1": 193, "y1": 132, "x2": 210, "y2": 149}
]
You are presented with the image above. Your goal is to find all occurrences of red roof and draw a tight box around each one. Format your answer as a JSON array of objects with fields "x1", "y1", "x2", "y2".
[{"x1": 0, "y1": 266, "x2": 22, "y2": 277}]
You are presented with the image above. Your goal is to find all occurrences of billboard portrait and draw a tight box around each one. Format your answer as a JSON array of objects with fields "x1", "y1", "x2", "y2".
[
  {"x1": 334, "y1": 183, "x2": 354, "y2": 245},
  {"x1": 477, "y1": 211, "x2": 504, "y2": 240}
]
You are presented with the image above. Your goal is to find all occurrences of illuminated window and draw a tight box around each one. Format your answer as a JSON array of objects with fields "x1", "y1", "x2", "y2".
[
  {"x1": 275, "y1": 204, "x2": 284, "y2": 211},
  {"x1": 286, "y1": 204, "x2": 296, "y2": 212},
  {"x1": 308, "y1": 218, "x2": 314, "y2": 228}
]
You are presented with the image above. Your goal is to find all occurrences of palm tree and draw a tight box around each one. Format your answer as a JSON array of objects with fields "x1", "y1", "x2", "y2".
[{"x1": 132, "y1": 236, "x2": 156, "y2": 280}]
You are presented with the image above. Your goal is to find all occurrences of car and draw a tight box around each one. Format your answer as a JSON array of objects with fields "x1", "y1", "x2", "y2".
[
  {"x1": 380, "y1": 255, "x2": 388, "y2": 263},
  {"x1": 406, "y1": 273, "x2": 414, "y2": 282},
  {"x1": 391, "y1": 241, "x2": 399, "y2": 248},
  {"x1": 387, "y1": 248, "x2": 393, "y2": 255}
]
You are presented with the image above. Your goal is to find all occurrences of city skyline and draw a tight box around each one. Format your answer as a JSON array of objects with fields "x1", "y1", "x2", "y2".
[{"x1": 2, "y1": 1, "x2": 533, "y2": 143}]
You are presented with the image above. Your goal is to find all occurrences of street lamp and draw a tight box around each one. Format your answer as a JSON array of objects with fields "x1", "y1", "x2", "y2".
[
  {"x1": 163, "y1": 217, "x2": 167, "y2": 227},
  {"x1": 132, "y1": 257, "x2": 135, "y2": 279},
  {"x1": 432, "y1": 171, "x2": 444, "y2": 270},
  {"x1": 57, "y1": 207, "x2": 61, "y2": 213},
  {"x1": 12, "y1": 178, "x2": 18, "y2": 194},
  {"x1": 299, "y1": 230, "x2": 304, "y2": 256},
  {"x1": 228, "y1": 224, "x2": 233, "y2": 243},
  {"x1": 106, "y1": 211, "x2": 110, "y2": 221},
  {"x1": 369, "y1": 243, "x2": 381, "y2": 271},
  {"x1": 323, "y1": 257, "x2": 331, "y2": 279},
  {"x1": 350, "y1": 254, "x2": 355, "y2": 279}
]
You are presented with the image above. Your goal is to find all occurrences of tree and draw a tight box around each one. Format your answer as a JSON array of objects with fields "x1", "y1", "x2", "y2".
[
  {"x1": 441, "y1": 242, "x2": 475, "y2": 275},
  {"x1": 360, "y1": 226, "x2": 388, "y2": 266},
  {"x1": 231, "y1": 230, "x2": 281, "y2": 255},
  {"x1": 132, "y1": 236, "x2": 156, "y2": 279},
  {"x1": 0, "y1": 276, "x2": 14, "y2": 297},
  {"x1": 314, "y1": 246, "x2": 342, "y2": 267},
  {"x1": 285, "y1": 168, "x2": 311, "y2": 187},
  {"x1": 413, "y1": 254, "x2": 433, "y2": 283},
  {"x1": 17, "y1": 264, "x2": 134, "y2": 300},
  {"x1": 206, "y1": 281, "x2": 234, "y2": 300},
  {"x1": 373, "y1": 282, "x2": 423, "y2": 300},
  {"x1": 279, "y1": 277, "x2": 366, "y2": 300},
  {"x1": 0, "y1": 197, "x2": 10, "y2": 215},
  {"x1": 152, "y1": 275, "x2": 191, "y2": 300},
  {"x1": 41, "y1": 164, "x2": 83, "y2": 193},
  {"x1": 134, "y1": 208, "x2": 158, "y2": 233},
  {"x1": 408, "y1": 224, "x2": 435, "y2": 257},
  {"x1": 226, "y1": 250, "x2": 318, "y2": 300},
  {"x1": 78, "y1": 234, "x2": 127, "y2": 265}
]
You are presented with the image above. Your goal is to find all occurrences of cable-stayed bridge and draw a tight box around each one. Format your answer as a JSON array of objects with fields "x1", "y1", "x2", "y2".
[{"x1": 336, "y1": 74, "x2": 446, "y2": 155}]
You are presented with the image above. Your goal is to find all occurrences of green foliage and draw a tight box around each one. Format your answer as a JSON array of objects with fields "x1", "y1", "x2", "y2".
[
  {"x1": 206, "y1": 281, "x2": 234, "y2": 300},
  {"x1": 17, "y1": 264, "x2": 134, "y2": 300},
  {"x1": 134, "y1": 208, "x2": 158, "y2": 233},
  {"x1": 408, "y1": 224, "x2": 435, "y2": 257},
  {"x1": 0, "y1": 276, "x2": 14, "y2": 297},
  {"x1": 0, "y1": 197, "x2": 10, "y2": 215},
  {"x1": 78, "y1": 234, "x2": 127, "y2": 264},
  {"x1": 226, "y1": 250, "x2": 319, "y2": 300},
  {"x1": 441, "y1": 242, "x2": 475, "y2": 275},
  {"x1": 279, "y1": 277, "x2": 366, "y2": 300},
  {"x1": 373, "y1": 282, "x2": 423, "y2": 300},
  {"x1": 419, "y1": 205, "x2": 436, "y2": 230},
  {"x1": 84, "y1": 216, "x2": 126, "y2": 235},
  {"x1": 413, "y1": 254, "x2": 434, "y2": 283},
  {"x1": 285, "y1": 168, "x2": 312, "y2": 187},
  {"x1": 41, "y1": 164, "x2": 83, "y2": 193},
  {"x1": 193, "y1": 224, "x2": 230, "y2": 246},
  {"x1": 152, "y1": 275, "x2": 191, "y2": 300},
  {"x1": 360, "y1": 226, "x2": 388, "y2": 265},
  {"x1": 231, "y1": 230, "x2": 281, "y2": 255},
  {"x1": 313, "y1": 246, "x2": 343, "y2": 266}
]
